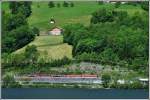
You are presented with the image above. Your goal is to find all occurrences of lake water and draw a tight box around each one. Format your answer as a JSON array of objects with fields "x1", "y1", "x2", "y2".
[{"x1": 2, "y1": 88, "x2": 149, "y2": 99}]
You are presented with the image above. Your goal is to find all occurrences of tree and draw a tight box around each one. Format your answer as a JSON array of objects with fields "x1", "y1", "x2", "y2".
[
  {"x1": 3, "y1": 13, "x2": 27, "y2": 31},
  {"x1": 112, "y1": 10, "x2": 128, "y2": 21},
  {"x1": 32, "y1": 27, "x2": 40, "y2": 36},
  {"x1": 75, "y1": 38, "x2": 97, "y2": 55},
  {"x1": 115, "y1": 2, "x2": 121, "y2": 8},
  {"x1": 102, "y1": 73, "x2": 111, "y2": 88},
  {"x1": 63, "y1": 23, "x2": 86, "y2": 45},
  {"x1": 9, "y1": 1, "x2": 20, "y2": 14},
  {"x1": 37, "y1": 4, "x2": 40, "y2": 8},
  {"x1": 2, "y1": 33, "x2": 16, "y2": 53},
  {"x1": 70, "y1": 2, "x2": 74, "y2": 7},
  {"x1": 48, "y1": 1, "x2": 55, "y2": 8},
  {"x1": 99, "y1": 48, "x2": 120, "y2": 64},
  {"x1": 91, "y1": 8, "x2": 114, "y2": 24},
  {"x1": 63, "y1": 1, "x2": 69, "y2": 7},
  {"x1": 24, "y1": 45, "x2": 39, "y2": 64},
  {"x1": 22, "y1": 1, "x2": 32, "y2": 17},
  {"x1": 12, "y1": 25, "x2": 35, "y2": 49},
  {"x1": 9, "y1": 1, "x2": 32, "y2": 18},
  {"x1": 2, "y1": 25, "x2": 35, "y2": 53},
  {"x1": 131, "y1": 81, "x2": 143, "y2": 89},
  {"x1": 127, "y1": 1, "x2": 138, "y2": 6},
  {"x1": 140, "y1": 1, "x2": 149, "y2": 11},
  {"x1": 57, "y1": 3, "x2": 60, "y2": 7},
  {"x1": 2, "y1": 2, "x2": 35, "y2": 54},
  {"x1": 2, "y1": 74, "x2": 21, "y2": 88},
  {"x1": 75, "y1": 52, "x2": 98, "y2": 62},
  {"x1": 131, "y1": 57, "x2": 147, "y2": 70},
  {"x1": 98, "y1": 1, "x2": 103, "y2": 5}
]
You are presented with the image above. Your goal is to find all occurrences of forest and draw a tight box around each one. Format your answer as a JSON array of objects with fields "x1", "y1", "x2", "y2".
[
  {"x1": 2, "y1": 2, "x2": 39, "y2": 53},
  {"x1": 63, "y1": 6, "x2": 149, "y2": 72}
]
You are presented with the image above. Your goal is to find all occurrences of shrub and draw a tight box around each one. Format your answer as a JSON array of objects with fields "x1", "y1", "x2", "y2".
[
  {"x1": 48, "y1": 1, "x2": 55, "y2": 8},
  {"x1": 115, "y1": 2, "x2": 121, "y2": 8},
  {"x1": 70, "y1": 2, "x2": 74, "y2": 7},
  {"x1": 2, "y1": 74, "x2": 22, "y2": 88},
  {"x1": 102, "y1": 73, "x2": 111, "y2": 88},
  {"x1": 32, "y1": 27, "x2": 40, "y2": 36},
  {"x1": 57, "y1": 3, "x2": 60, "y2": 7},
  {"x1": 63, "y1": 1, "x2": 69, "y2": 7}
]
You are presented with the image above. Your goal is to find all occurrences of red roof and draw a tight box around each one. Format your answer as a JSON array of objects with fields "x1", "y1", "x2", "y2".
[{"x1": 52, "y1": 28, "x2": 61, "y2": 31}]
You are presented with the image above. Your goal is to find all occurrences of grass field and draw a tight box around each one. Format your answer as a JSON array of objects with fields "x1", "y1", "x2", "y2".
[
  {"x1": 28, "y1": 1, "x2": 144, "y2": 31},
  {"x1": 28, "y1": 1, "x2": 114, "y2": 31},
  {"x1": 2, "y1": 1, "x2": 144, "y2": 31},
  {"x1": 14, "y1": 35, "x2": 72, "y2": 60}
]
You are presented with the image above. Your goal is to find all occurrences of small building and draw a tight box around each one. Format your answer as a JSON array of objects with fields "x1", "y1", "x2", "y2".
[
  {"x1": 121, "y1": 2, "x2": 126, "y2": 4},
  {"x1": 117, "y1": 79, "x2": 125, "y2": 84},
  {"x1": 105, "y1": 1, "x2": 127, "y2": 4},
  {"x1": 103, "y1": 0, "x2": 110, "y2": 3},
  {"x1": 138, "y1": 78, "x2": 149, "y2": 85},
  {"x1": 49, "y1": 27, "x2": 62, "y2": 35}
]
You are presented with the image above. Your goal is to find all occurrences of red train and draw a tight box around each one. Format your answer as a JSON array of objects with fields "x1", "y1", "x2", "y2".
[
  {"x1": 65, "y1": 74, "x2": 97, "y2": 78},
  {"x1": 28, "y1": 74, "x2": 98, "y2": 78}
]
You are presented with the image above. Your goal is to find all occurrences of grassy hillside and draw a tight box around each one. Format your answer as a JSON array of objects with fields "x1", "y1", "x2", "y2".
[
  {"x1": 2, "y1": 1, "x2": 144, "y2": 31},
  {"x1": 28, "y1": 1, "x2": 144, "y2": 31},
  {"x1": 2, "y1": 1, "x2": 145, "y2": 60},
  {"x1": 28, "y1": 1, "x2": 111, "y2": 31},
  {"x1": 14, "y1": 35, "x2": 72, "y2": 60}
]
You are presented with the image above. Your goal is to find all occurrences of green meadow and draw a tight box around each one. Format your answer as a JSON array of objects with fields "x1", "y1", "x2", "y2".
[
  {"x1": 28, "y1": 1, "x2": 113, "y2": 31},
  {"x1": 28, "y1": 1, "x2": 144, "y2": 31},
  {"x1": 14, "y1": 35, "x2": 73, "y2": 60},
  {"x1": 2, "y1": 1, "x2": 144, "y2": 31}
]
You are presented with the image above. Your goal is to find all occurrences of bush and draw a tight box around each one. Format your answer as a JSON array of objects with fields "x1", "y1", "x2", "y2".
[
  {"x1": 98, "y1": 1, "x2": 103, "y2": 5},
  {"x1": 91, "y1": 8, "x2": 114, "y2": 24},
  {"x1": 32, "y1": 27, "x2": 40, "y2": 36},
  {"x1": 24, "y1": 45, "x2": 39, "y2": 64},
  {"x1": 70, "y1": 2, "x2": 74, "y2": 7},
  {"x1": 2, "y1": 25, "x2": 35, "y2": 53},
  {"x1": 110, "y1": 81, "x2": 148, "y2": 89},
  {"x1": 99, "y1": 48, "x2": 120, "y2": 64},
  {"x1": 9, "y1": 1, "x2": 32, "y2": 18},
  {"x1": 130, "y1": 81, "x2": 143, "y2": 89},
  {"x1": 63, "y1": 1, "x2": 69, "y2": 7},
  {"x1": 48, "y1": 1, "x2": 55, "y2": 8},
  {"x1": 57, "y1": 3, "x2": 60, "y2": 7},
  {"x1": 38, "y1": 56, "x2": 71, "y2": 67},
  {"x1": 102, "y1": 73, "x2": 111, "y2": 88},
  {"x1": 115, "y1": 2, "x2": 121, "y2": 8},
  {"x1": 140, "y1": 1, "x2": 149, "y2": 11},
  {"x1": 2, "y1": 74, "x2": 22, "y2": 88},
  {"x1": 37, "y1": 4, "x2": 40, "y2": 8},
  {"x1": 75, "y1": 52, "x2": 100, "y2": 63}
]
